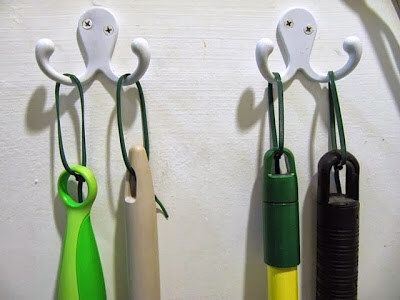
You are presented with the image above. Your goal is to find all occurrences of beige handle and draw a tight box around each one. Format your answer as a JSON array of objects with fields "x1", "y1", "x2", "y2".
[{"x1": 124, "y1": 146, "x2": 160, "y2": 300}]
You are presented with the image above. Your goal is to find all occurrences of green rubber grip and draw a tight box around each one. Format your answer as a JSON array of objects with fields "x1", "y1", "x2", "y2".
[
  {"x1": 263, "y1": 148, "x2": 300, "y2": 268},
  {"x1": 57, "y1": 165, "x2": 106, "y2": 300}
]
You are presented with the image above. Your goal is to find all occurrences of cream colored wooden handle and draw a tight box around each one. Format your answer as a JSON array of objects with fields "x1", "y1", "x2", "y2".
[{"x1": 124, "y1": 146, "x2": 160, "y2": 300}]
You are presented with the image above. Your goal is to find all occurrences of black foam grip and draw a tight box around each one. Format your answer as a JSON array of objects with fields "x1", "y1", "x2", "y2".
[
  {"x1": 317, "y1": 197, "x2": 359, "y2": 299},
  {"x1": 316, "y1": 150, "x2": 360, "y2": 300}
]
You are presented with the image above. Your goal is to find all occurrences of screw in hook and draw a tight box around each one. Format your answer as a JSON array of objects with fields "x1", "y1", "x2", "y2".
[
  {"x1": 82, "y1": 18, "x2": 92, "y2": 30},
  {"x1": 103, "y1": 25, "x2": 114, "y2": 36},
  {"x1": 304, "y1": 24, "x2": 314, "y2": 35},
  {"x1": 284, "y1": 19, "x2": 294, "y2": 28}
]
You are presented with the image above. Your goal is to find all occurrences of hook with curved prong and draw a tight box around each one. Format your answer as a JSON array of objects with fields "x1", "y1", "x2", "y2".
[
  {"x1": 35, "y1": 7, "x2": 150, "y2": 86},
  {"x1": 255, "y1": 8, "x2": 362, "y2": 84}
]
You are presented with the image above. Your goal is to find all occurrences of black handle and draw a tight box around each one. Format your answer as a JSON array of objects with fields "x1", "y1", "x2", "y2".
[{"x1": 316, "y1": 150, "x2": 360, "y2": 300}]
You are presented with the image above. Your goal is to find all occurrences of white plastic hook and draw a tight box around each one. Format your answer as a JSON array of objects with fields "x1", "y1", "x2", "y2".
[
  {"x1": 35, "y1": 7, "x2": 150, "y2": 86},
  {"x1": 255, "y1": 8, "x2": 362, "y2": 83}
]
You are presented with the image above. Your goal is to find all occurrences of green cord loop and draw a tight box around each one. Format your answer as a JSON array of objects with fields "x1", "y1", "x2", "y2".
[
  {"x1": 328, "y1": 71, "x2": 347, "y2": 165},
  {"x1": 268, "y1": 72, "x2": 285, "y2": 173},
  {"x1": 328, "y1": 71, "x2": 347, "y2": 194},
  {"x1": 116, "y1": 74, "x2": 169, "y2": 219},
  {"x1": 55, "y1": 74, "x2": 87, "y2": 203}
]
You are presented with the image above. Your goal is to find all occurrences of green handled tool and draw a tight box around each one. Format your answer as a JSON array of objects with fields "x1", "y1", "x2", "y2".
[
  {"x1": 264, "y1": 148, "x2": 300, "y2": 300},
  {"x1": 57, "y1": 164, "x2": 106, "y2": 300},
  {"x1": 55, "y1": 73, "x2": 105, "y2": 300},
  {"x1": 263, "y1": 73, "x2": 300, "y2": 300}
]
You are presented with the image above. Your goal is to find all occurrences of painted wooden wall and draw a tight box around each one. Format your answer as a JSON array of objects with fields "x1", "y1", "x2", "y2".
[{"x1": 1, "y1": 0, "x2": 399, "y2": 298}]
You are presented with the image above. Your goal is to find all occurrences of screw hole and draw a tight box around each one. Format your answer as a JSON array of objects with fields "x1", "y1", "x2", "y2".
[
  {"x1": 103, "y1": 25, "x2": 114, "y2": 35},
  {"x1": 284, "y1": 19, "x2": 294, "y2": 28},
  {"x1": 82, "y1": 18, "x2": 92, "y2": 30},
  {"x1": 304, "y1": 24, "x2": 314, "y2": 35}
]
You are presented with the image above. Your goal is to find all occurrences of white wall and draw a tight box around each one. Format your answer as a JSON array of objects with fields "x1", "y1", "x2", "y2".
[{"x1": 1, "y1": 0, "x2": 400, "y2": 299}]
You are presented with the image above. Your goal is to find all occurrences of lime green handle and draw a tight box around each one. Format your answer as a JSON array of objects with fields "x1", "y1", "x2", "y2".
[{"x1": 57, "y1": 165, "x2": 106, "y2": 300}]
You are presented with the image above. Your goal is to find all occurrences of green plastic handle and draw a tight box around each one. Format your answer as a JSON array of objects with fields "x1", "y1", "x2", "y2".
[
  {"x1": 263, "y1": 148, "x2": 300, "y2": 268},
  {"x1": 57, "y1": 165, "x2": 106, "y2": 300}
]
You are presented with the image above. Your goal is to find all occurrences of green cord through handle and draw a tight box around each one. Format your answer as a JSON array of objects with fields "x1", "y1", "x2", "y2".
[
  {"x1": 328, "y1": 71, "x2": 347, "y2": 194},
  {"x1": 55, "y1": 74, "x2": 87, "y2": 203},
  {"x1": 116, "y1": 74, "x2": 169, "y2": 219},
  {"x1": 268, "y1": 72, "x2": 285, "y2": 174}
]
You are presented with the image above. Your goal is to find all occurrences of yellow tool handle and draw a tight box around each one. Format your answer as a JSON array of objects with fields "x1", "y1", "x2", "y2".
[{"x1": 267, "y1": 265, "x2": 298, "y2": 300}]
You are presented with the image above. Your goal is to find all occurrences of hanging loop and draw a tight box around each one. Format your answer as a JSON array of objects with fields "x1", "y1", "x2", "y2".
[
  {"x1": 328, "y1": 71, "x2": 348, "y2": 193},
  {"x1": 268, "y1": 72, "x2": 285, "y2": 173},
  {"x1": 55, "y1": 73, "x2": 87, "y2": 202},
  {"x1": 116, "y1": 74, "x2": 169, "y2": 219},
  {"x1": 328, "y1": 71, "x2": 347, "y2": 167}
]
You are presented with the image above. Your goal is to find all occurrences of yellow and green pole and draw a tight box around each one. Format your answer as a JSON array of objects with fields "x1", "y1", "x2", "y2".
[{"x1": 263, "y1": 148, "x2": 300, "y2": 300}]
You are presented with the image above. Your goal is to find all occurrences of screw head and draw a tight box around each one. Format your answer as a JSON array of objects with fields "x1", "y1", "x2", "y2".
[
  {"x1": 304, "y1": 24, "x2": 314, "y2": 35},
  {"x1": 82, "y1": 18, "x2": 92, "y2": 30},
  {"x1": 103, "y1": 25, "x2": 114, "y2": 36},
  {"x1": 284, "y1": 19, "x2": 294, "y2": 28}
]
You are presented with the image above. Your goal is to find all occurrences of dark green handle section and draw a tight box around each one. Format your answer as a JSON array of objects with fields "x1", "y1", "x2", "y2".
[{"x1": 263, "y1": 148, "x2": 300, "y2": 268}]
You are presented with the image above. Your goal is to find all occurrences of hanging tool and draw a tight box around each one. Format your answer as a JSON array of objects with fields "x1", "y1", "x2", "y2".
[
  {"x1": 116, "y1": 75, "x2": 167, "y2": 299},
  {"x1": 57, "y1": 165, "x2": 106, "y2": 300},
  {"x1": 55, "y1": 74, "x2": 106, "y2": 299},
  {"x1": 124, "y1": 147, "x2": 161, "y2": 300},
  {"x1": 263, "y1": 73, "x2": 300, "y2": 300},
  {"x1": 316, "y1": 71, "x2": 360, "y2": 299}
]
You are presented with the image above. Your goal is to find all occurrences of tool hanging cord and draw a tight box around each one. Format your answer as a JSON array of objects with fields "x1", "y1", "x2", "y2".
[
  {"x1": 328, "y1": 71, "x2": 347, "y2": 194},
  {"x1": 55, "y1": 73, "x2": 87, "y2": 203},
  {"x1": 116, "y1": 74, "x2": 169, "y2": 219},
  {"x1": 268, "y1": 72, "x2": 285, "y2": 173}
]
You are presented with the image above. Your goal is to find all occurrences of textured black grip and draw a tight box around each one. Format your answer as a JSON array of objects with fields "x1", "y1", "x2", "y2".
[
  {"x1": 317, "y1": 150, "x2": 360, "y2": 300},
  {"x1": 317, "y1": 197, "x2": 359, "y2": 299}
]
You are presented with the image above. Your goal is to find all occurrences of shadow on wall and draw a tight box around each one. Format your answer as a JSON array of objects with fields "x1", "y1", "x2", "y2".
[
  {"x1": 301, "y1": 174, "x2": 318, "y2": 300},
  {"x1": 25, "y1": 85, "x2": 85, "y2": 237},
  {"x1": 26, "y1": 83, "x2": 89, "y2": 299},
  {"x1": 392, "y1": 0, "x2": 400, "y2": 19},
  {"x1": 237, "y1": 87, "x2": 267, "y2": 300},
  {"x1": 299, "y1": 76, "x2": 330, "y2": 300},
  {"x1": 25, "y1": 66, "x2": 139, "y2": 298},
  {"x1": 342, "y1": 0, "x2": 400, "y2": 112}
]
